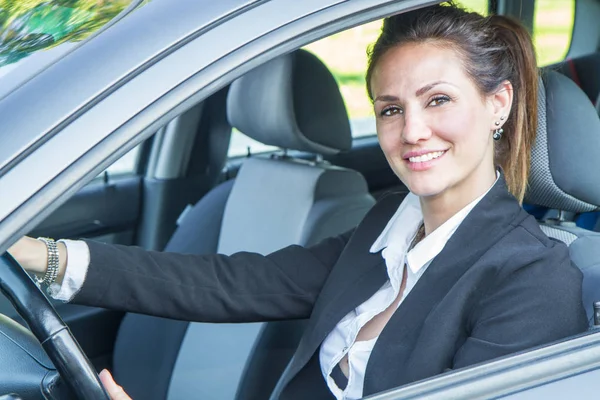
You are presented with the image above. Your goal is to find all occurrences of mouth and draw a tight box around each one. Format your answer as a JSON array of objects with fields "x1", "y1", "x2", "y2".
[{"x1": 403, "y1": 150, "x2": 447, "y2": 171}]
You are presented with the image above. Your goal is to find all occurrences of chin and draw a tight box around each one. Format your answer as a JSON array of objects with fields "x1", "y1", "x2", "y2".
[{"x1": 406, "y1": 179, "x2": 446, "y2": 198}]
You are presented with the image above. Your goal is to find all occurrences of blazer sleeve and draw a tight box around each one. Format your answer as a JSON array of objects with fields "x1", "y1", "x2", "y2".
[
  {"x1": 71, "y1": 229, "x2": 354, "y2": 323},
  {"x1": 452, "y1": 240, "x2": 588, "y2": 369}
]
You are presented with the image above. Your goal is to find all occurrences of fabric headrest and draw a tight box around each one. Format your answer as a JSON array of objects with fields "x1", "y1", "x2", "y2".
[
  {"x1": 226, "y1": 50, "x2": 352, "y2": 155},
  {"x1": 525, "y1": 70, "x2": 600, "y2": 212}
]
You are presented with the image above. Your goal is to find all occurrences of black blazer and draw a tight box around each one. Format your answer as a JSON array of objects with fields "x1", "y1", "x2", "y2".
[{"x1": 74, "y1": 176, "x2": 588, "y2": 399}]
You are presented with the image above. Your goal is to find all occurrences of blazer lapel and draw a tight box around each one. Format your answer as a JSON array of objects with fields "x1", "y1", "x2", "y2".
[
  {"x1": 281, "y1": 193, "x2": 405, "y2": 384},
  {"x1": 363, "y1": 175, "x2": 524, "y2": 395}
]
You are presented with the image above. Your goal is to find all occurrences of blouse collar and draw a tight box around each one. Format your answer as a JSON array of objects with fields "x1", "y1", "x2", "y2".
[{"x1": 370, "y1": 172, "x2": 500, "y2": 274}]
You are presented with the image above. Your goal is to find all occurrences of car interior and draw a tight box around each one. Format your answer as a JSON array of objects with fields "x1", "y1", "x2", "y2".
[{"x1": 5, "y1": 0, "x2": 600, "y2": 399}]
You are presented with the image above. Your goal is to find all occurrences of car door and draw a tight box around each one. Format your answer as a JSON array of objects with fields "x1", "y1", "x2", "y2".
[
  {"x1": 0, "y1": 145, "x2": 147, "y2": 370},
  {"x1": 362, "y1": 330, "x2": 600, "y2": 399},
  {"x1": 0, "y1": 0, "x2": 384, "y2": 374},
  {"x1": 4, "y1": 0, "x2": 598, "y2": 398},
  {"x1": 0, "y1": 0, "x2": 155, "y2": 370}
]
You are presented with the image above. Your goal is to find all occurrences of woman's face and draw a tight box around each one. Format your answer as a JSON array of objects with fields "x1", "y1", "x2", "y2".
[{"x1": 371, "y1": 42, "x2": 506, "y2": 202}]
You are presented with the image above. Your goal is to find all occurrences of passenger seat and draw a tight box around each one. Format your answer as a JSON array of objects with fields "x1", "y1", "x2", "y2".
[
  {"x1": 111, "y1": 50, "x2": 376, "y2": 400},
  {"x1": 526, "y1": 53, "x2": 600, "y2": 226},
  {"x1": 525, "y1": 70, "x2": 600, "y2": 324},
  {"x1": 549, "y1": 53, "x2": 600, "y2": 111}
]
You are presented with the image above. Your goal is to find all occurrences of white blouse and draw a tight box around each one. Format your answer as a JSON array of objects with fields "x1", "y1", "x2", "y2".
[{"x1": 51, "y1": 175, "x2": 498, "y2": 400}]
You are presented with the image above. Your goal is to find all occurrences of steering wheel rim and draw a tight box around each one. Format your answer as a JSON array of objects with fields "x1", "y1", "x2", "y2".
[{"x1": 0, "y1": 253, "x2": 109, "y2": 400}]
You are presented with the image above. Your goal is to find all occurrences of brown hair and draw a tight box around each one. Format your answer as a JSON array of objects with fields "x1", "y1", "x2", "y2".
[{"x1": 366, "y1": 2, "x2": 538, "y2": 203}]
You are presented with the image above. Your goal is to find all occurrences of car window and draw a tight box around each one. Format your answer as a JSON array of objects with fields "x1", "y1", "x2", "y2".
[
  {"x1": 103, "y1": 145, "x2": 140, "y2": 177},
  {"x1": 533, "y1": 0, "x2": 575, "y2": 66},
  {"x1": 227, "y1": 1, "x2": 488, "y2": 158},
  {"x1": 0, "y1": 0, "x2": 141, "y2": 96},
  {"x1": 303, "y1": 21, "x2": 380, "y2": 139},
  {"x1": 304, "y1": 0, "x2": 488, "y2": 140},
  {"x1": 459, "y1": 0, "x2": 489, "y2": 15},
  {"x1": 227, "y1": 20, "x2": 385, "y2": 158}
]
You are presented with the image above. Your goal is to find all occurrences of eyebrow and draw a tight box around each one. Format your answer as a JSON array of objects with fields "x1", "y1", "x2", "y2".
[
  {"x1": 415, "y1": 80, "x2": 449, "y2": 97},
  {"x1": 374, "y1": 80, "x2": 451, "y2": 103},
  {"x1": 374, "y1": 94, "x2": 400, "y2": 102}
]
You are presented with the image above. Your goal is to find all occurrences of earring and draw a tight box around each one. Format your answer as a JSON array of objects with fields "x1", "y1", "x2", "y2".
[
  {"x1": 493, "y1": 116, "x2": 505, "y2": 140},
  {"x1": 493, "y1": 127, "x2": 504, "y2": 141}
]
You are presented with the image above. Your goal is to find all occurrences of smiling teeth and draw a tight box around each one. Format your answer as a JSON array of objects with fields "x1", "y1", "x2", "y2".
[{"x1": 409, "y1": 151, "x2": 445, "y2": 163}]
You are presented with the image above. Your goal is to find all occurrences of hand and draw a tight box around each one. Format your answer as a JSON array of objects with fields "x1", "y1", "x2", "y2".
[
  {"x1": 7, "y1": 236, "x2": 67, "y2": 283},
  {"x1": 99, "y1": 369, "x2": 132, "y2": 400}
]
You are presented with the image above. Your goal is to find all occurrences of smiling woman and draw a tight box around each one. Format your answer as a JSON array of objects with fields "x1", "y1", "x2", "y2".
[{"x1": 7, "y1": 2, "x2": 589, "y2": 400}]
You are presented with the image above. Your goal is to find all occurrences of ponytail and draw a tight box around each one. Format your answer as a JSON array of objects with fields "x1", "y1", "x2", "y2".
[
  {"x1": 489, "y1": 16, "x2": 538, "y2": 203},
  {"x1": 366, "y1": 2, "x2": 539, "y2": 202}
]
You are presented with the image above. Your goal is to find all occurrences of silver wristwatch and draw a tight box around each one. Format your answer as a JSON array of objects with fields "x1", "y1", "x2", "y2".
[{"x1": 36, "y1": 237, "x2": 60, "y2": 286}]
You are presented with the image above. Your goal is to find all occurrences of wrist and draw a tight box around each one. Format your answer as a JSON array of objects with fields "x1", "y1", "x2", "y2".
[{"x1": 56, "y1": 241, "x2": 67, "y2": 285}]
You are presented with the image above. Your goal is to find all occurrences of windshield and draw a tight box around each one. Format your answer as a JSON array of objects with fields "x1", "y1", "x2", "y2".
[{"x1": 0, "y1": 0, "x2": 138, "y2": 90}]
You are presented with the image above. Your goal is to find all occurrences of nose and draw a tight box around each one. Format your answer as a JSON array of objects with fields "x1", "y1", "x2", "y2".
[{"x1": 401, "y1": 110, "x2": 432, "y2": 144}]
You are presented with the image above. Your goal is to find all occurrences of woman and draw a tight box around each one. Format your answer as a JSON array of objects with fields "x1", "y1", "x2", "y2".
[{"x1": 8, "y1": 2, "x2": 588, "y2": 400}]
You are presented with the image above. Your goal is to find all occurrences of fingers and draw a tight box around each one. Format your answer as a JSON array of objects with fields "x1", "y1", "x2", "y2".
[{"x1": 99, "y1": 369, "x2": 132, "y2": 400}]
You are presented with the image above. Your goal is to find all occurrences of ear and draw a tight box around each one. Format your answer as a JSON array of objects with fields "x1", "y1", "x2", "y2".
[{"x1": 487, "y1": 80, "x2": 513, "y2": 130}]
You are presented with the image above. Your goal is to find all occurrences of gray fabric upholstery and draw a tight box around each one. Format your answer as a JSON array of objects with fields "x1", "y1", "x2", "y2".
[
  {"x1": 165, "y1": 49, "x2": 375, "y2": 400},
  {"x1": 113, "y1": 180, "x2": 235, "y2": 400},
  {"x1": 539, "y1": 224, "x2": 600, "y2": 324},
  {"x1": 525, "y1": 71, "x2": 600, "y2": 212},
  {"x1": 539, "y1": 225, "x2": 578, "y2": 246},
  {"x1": 166, "y1": 179, "x2": 234, "y2": 253},
  {"x1": 219, "y1": 157, "x2": 327, "y2": 255},
  {"x1": 227, "y1": 50, "x2": 352, "y2": 155},
  {"x1": 527, "y1": 69, "x2": 600, "y2": 327},
  {"x1": 167, "y1": 322, "x2": 264, "y2": 400},
  {"x1": 219, "y1": 157, "x2": 372, "y2": 255},
  {"x1": 569, "y1": 232, "x2": 600, "y2": 323},
  {"x1": 168, "y1": 156, "x2": 375, "y2": 400},
  {"x1": 112, "y1": 94, "x2": 235, "y2": 400}
]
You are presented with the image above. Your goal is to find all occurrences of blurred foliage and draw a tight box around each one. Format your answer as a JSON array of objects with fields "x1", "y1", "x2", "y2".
[
  {"x1": 0, "y1": 0, "x2": 135, "y2": 67},
  {"x1": 533, "y1": 0, "x2": 575, "y2": 67}
]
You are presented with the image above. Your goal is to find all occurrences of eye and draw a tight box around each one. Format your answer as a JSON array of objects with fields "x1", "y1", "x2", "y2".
[
  {"x1": 380, "y1": 105, "x2": 403, "y2": 117},
  {"x1": 428, "y1": 95, "x2": 451, "y2": 107}
]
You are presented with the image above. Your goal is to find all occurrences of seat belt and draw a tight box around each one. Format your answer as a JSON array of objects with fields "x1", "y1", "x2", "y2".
[{"x1": 566, "y1": 58, "x2": 583, "y2": 89}]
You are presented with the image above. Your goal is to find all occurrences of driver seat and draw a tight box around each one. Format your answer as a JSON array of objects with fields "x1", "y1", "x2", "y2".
[{"x1": 111, "y1": 50, "x2": 376, "y2": 400}]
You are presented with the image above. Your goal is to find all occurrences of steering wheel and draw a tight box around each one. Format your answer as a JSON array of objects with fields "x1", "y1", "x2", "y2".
[{"x1": 0, "y1": 253, "x2": 109, "y2": 400}]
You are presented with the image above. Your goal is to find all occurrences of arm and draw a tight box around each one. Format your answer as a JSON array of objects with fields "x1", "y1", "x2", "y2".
[
  {"x1": 70, "y1": 229, "x2": 353, "y2": 323},
  {"x1": 8, "y1": 237, "x2": 86, "y2": 300},
  {"x1": 453, "y1": 242, "x2": 588, "y2": 369}
]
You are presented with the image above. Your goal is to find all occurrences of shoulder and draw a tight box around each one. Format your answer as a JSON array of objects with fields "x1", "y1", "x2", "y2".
[
  {"x1": 494, "y1": 211, "x2": 572, "y2": 267},
  {"x1": 479, "y1": 211, "x2": 582, "y2": 296},
  {"x1": 469, "y1": 212, "x2": 587, "y2": 336}
]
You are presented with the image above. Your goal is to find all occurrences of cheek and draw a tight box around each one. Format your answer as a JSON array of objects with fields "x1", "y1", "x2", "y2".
[
  {"x1": 376, "y1": 121, "x2": 403, "y2": 156},
  {"x1": 433, "y1": 106, "x2": 483, "y2": 146}
]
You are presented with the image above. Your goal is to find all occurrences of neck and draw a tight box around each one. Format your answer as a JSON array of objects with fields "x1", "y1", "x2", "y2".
[{"x1": 420, "y1": 167, "x2": 496, "y2": 235}]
